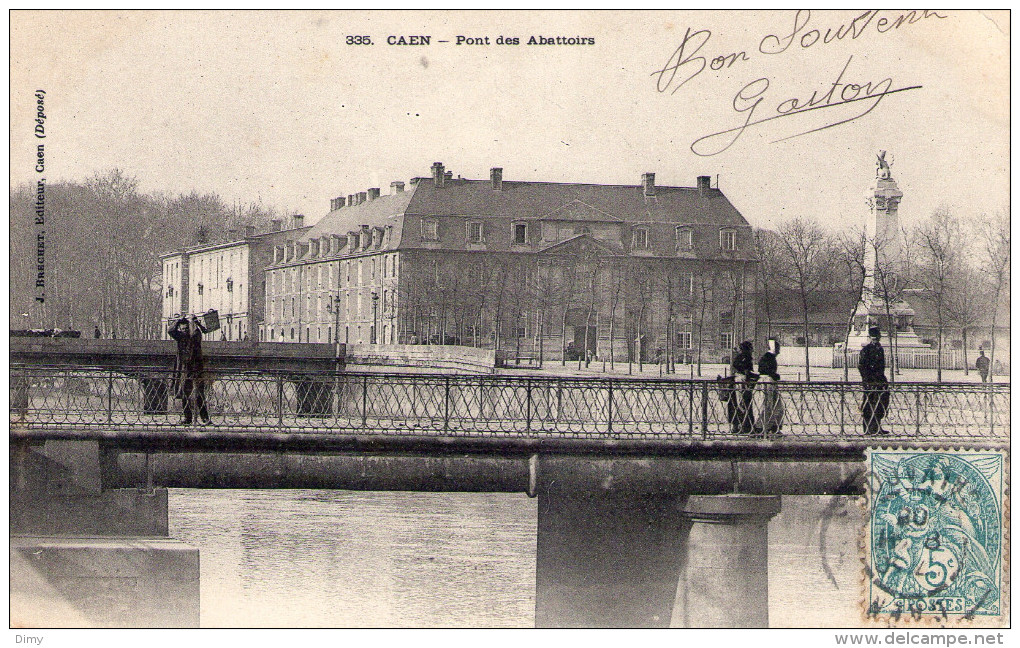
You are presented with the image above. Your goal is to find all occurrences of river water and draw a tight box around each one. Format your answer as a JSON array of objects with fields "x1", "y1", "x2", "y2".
[
  {"x1": 169, "y1": 489, "x2": 538, "y2": 628},
  {"x1": 169, "y1": 490, "x2": 862, "y2": 628}
]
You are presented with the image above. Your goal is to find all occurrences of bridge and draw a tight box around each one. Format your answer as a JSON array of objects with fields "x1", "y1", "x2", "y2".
[{"x1": 10, "y1": 361, "x2": 1009, "y2": 628}]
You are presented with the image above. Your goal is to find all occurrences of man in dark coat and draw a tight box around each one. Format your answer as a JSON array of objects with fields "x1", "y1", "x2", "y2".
[
  {"x1": 168, "y1": 315, "x2": 210, "y2": 425},
  {"x1": 858, "y1": 326, "x2": 890, "y2": 435},
  {"x1": 975, "y1": 349, "x2": 990, "y2": 383}
]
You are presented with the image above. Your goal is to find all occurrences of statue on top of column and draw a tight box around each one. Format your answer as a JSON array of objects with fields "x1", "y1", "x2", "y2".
[{"x1": 876, "y1": 150, "x2": 892, "y2": 180}]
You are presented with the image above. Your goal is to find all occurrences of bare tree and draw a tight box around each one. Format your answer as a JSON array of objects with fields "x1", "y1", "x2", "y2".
[
  {"x1": 752, "y1": 229, "x2": 784, "y2": 341},
  {"x1": 776, "y1": 217, "x2": 832, "y2": 380},
  {"x1": 946, "y1": 263, "x2": 986, "y2": 377},
  {"x1": 606, "y1": 263, "x2": 625, "y2": 370},
  {"x1": 976, "y1": 208, "x2": 1010, "y2": 380},
  {"x1": 834, "y1": 227, "x2": 869, "y2": 381},
  {"x1": 868, "y1": 226, "x2": 915, "y2": 382},
  {"x1": 913, "y1": 208, "x2": 962, "y2": 382}
]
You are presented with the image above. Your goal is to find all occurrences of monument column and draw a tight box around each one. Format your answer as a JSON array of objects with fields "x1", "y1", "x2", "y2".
[
  {"x1": 848, "y1": 151, "x2": 925, "y2": 350},
  {"x1": 671, "y1": 494, "x2": 781, "y2": 628}
]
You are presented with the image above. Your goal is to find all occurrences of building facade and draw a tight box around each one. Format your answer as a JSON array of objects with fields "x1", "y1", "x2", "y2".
[
  {"x1": 160, "y1": 218, "x2": 310, "y2": 340},
  {"x1": 262, "y1": 163, "x2": 760, "y2": 362}
]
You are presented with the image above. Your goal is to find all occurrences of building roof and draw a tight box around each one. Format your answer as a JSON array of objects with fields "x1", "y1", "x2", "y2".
[
  {"x1": 304, "y1": 188, "x2": 416, "y2": 247},
  {"x1": 405, "y1": 177, "x2": 748, "y2": 226},
  {"x1": 275, "y1": 167, "x2": 755, "y2": 264}
]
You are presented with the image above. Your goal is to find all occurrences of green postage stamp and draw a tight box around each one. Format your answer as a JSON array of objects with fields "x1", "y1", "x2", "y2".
[{"x1": 865, "y1": 448, "x2": 1007, "y2": 625}]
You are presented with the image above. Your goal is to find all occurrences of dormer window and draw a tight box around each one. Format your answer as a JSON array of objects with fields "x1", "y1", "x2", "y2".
[
  {"x1": 676, "y1": 226, "x2": 694, "y2": 251},
  {"x1": 720, "y1": 228, "x2": 737, "y2": 251},
  {"x1": 467, "y1": 221, "x2": 484, "y2": 244},
  {"x1": 632, "y1": 227, "x2": 649, "y2": 250},
  {"x1": 421, "y1": 218, "x2": 439, "y2": 241},
  {"x1": 513, "y1": 222, "x2": 529, "y2": 245}
]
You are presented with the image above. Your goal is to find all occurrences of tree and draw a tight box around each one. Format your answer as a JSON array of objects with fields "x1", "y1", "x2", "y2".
[
  {"x1": 834, "y1": 226, "x2": 869, "y2": 381},
  {"x1": 776, "y1": 217, "x2": 833, "y2": 381},
  {"x1": 946, "y1": 263, "x2": 986, "y2": 376},
  {"x1": 10, "y1": 169, "x2": 284, "y2": 339},
  {"x1": 752, "y1": 229, "x2": 783, "y2": 341},
  {"x1": 976, "y1": 208, "x2": 1010, "y2": 380},
  {"x1": 913, "y1": 208, "x2": 962, "y2": 382}
]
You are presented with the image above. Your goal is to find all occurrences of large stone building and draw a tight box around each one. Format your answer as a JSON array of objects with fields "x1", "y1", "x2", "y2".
[
  {"x1": 262, "y1": 163, "x2": 759, "y2": 362},
  {"x1": 160, "y1": 217, "x2": 310, "y2": 340}
]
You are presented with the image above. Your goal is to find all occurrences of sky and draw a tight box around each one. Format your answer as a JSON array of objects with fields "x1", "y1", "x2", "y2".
[{"x1": 9, "y1": 10, "x2": 1010, "y2": 233}]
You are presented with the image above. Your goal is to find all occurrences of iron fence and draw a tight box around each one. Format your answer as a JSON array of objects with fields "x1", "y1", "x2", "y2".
[{"x1": 8, "y1": 365, "x2": 1009, "y2": 443}]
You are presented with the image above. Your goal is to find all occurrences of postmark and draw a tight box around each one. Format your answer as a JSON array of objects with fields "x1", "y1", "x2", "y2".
[{"x1": 864, "y1": 448, "x2": 1007, "y2": 626}]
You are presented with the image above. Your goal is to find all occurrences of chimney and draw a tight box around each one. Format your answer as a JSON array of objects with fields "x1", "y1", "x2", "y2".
[
  {"x1": 641, "y1": 172, "x2": 656, "y2": 197},
  {"x1": 444, "y1": 171, "x2": 453, "y2": 184},
  {"x1": 432, "y1": 162, "x2": 445, "y2": 188},
  {"x1": 490, "y1": 167, "x2": 503, "y2": 191},
  {"x1": 348, "y1": 194, "x2": 355, "y2": 206},
  {"x1": 332, "y1": 196, "x2": 346, "y2": 210},
  {"x1": 368, "y1": 187, "x2": 381, "y2": 201},
  {"x1": 270, "y1": 218, "x2": 283, "y2": 232},
  {"x1": 292, "y1": 214, "x2": 305, "y2": 229},
  {"x1": 391, "y1": 181, "x2": 405, "y2": 194},
  {"x1": 697, "y1": 175, "x2": 711, "y2": 195},
  {"x1": 244, "y1": 224, "x2": 256, "y2": 238},
  {"x1": 357, "y1": 191, "x2": 367, "y2": 205}
]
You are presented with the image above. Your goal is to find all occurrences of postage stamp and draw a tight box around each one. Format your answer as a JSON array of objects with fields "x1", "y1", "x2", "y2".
[{"x1": 864, "y1": 448, "x2": 1008, "y2": 626}]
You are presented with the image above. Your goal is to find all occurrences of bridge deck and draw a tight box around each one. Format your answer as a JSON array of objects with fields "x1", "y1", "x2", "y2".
[{"x1": 11, "y1": 366, "x2": 1008, "y2": 447}]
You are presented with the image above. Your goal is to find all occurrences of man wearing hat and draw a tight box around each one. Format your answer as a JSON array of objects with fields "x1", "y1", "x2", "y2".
[{"x1": 858, "y1": 325, "x2": 890, "y2": 435}]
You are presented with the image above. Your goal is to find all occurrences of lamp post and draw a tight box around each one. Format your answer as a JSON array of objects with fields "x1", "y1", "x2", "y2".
[{"x1": 371, "y1": 290, "x2": 379, "y2": 344}]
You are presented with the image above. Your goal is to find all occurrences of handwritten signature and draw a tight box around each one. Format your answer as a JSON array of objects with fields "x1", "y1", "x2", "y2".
[
  {"x1": 691, "y1": 56, "x2": 921, "y2": 156},
  {"x1": 651, "y1": 11, "x2": 944, "y2": 155}
]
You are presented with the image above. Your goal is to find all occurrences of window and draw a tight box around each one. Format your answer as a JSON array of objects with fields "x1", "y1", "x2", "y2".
[
  {"x1": 632, "y1": 227, "x2": 649, "y2": 250},
  {"x1": 467, "y1": 221, "x2": 484, "y2": 243},
  {"x1": 720, "y1": 331, "x2": 733, "y2": 350},
  {"x1": 676, "y1": 227, "x2": 693, "y2": 251},
  {"x1": 720, "y1": 228, "x2": 737, "y2": 250},
  {"x1": 513, "y1": 222, "x2": 528, "y2": 245},
  {"x1": 421, "y1": 218, "x2": 439, "y2": 241},
  {"x1": 677, "y1": 330, "x2": 692, "y2": 349}
]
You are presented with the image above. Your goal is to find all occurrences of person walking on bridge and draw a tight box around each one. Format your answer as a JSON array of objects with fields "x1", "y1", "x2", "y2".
[
  {"x1": 169, "y1": 314, "x2": 211, "y2": 425},
  {"x1": 859, "y1": 326, "x2": 890, "y2": 436}
]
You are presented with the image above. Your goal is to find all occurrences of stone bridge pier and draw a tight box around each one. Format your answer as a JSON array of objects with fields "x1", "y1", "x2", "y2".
[
  {"x1": 9, "y1": 440, "x2": 200, "y2": 627},
  {"x1": 533, "y1": 455, "x2": 858, "y2": 628}
]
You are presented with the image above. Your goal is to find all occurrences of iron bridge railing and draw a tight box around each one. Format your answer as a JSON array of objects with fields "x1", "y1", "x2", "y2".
[{"x1": 8, "y1": 365, "x2": 1009, "y2": 443}]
